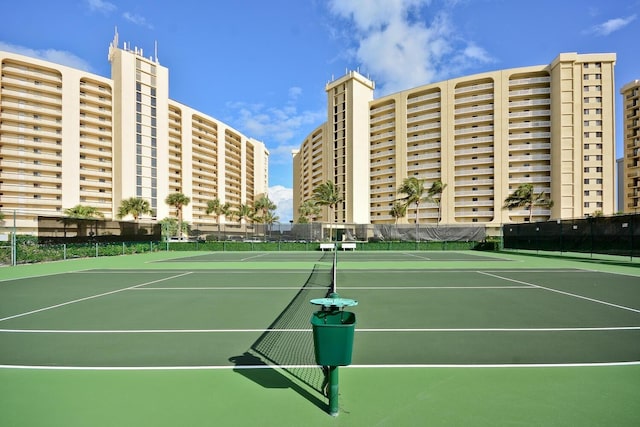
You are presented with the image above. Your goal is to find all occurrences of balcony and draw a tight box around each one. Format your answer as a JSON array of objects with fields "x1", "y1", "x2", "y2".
[
  {"x1": 407, "y1": 111, "x2": 440, "y2": 124},
  {"x1": 508, "y1": 132, "x2": 551, "y2": 140},
  {"x1": 370, "y1": 131, "x2": 396, "y2": 142},
  {"x1": 454, "y1": 125, "x2": 494, "y2": 136},
  {"x1": 406, "y1": 103, "x2": 441, "y2": 115},
  {"x1": 407, "y1": 91, "x2": 441, "y2": 105},
  {"x1": 407, "y1": 132, "x2": 440, "y2": 143},
  {"x1": 370, "y1": 112, "x2": 395, "y2": 125},
  {"x1": 454, "y1": 82, "x2": 494, "y2": 95},
  {"x1": 455, "y1": 146, "x2": 494, "y2": 156}
]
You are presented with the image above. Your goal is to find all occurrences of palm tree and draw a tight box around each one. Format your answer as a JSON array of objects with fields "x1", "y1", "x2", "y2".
[
  {"x1": 398, "y1": 177, "x2": 426, "y2": 225},
  {"x1": 426, "y1": 180, "x2": 447, "y2": 223},
  {"x1": 206, "y1": 198, "x2": 230, "y2": 240},
  {"x1": 390, "y1": 201, "x2": 407, "y2": 225},
  {"x1": 253, "y1": 195, "x2": 278, "y2": 240},
  {"x1": 165, "y1": 192, "x2": 190, "y2": 238},
  {"x1": 262, "y1": 210, "x2": 280, "y2": 240},
  {"x1": 503, "y1": 183, "x2": 553, "y2": 222},
  {"x1": 298, "y1": 199, "x2": 321, "y2": 223},
  {"x1": 64, "y1": 204, "x2": 104, "y2": 238},
  {"x1": 312, "y1": 180, "x2": 343, "y2": 241},
  {"x1": 253, "y1": 194, "x2": 276, "y2": 223},
  {"x1": 117, "y1": 197, "x2": 152, "y2": 221},
  {"x1": 237, "y1": 203, "x2": 253, "y2": 239},
  {"x1": 64, "y1": 205, "x2": 104, "y2": 219}
]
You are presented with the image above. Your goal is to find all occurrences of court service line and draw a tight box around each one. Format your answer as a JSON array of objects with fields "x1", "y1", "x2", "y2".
[
  {"x1": 0, "y1": 272, "x2": 193, "y2": 323},
  {"x1": 3, "y1": 326, "x2": 639, "y2": 333},
  {"x1": 2, "y1": 361, "x2": 640, "y2": 370},
  {"x1": 478, "y1": 271, "x2": 640, "y2": 314}
]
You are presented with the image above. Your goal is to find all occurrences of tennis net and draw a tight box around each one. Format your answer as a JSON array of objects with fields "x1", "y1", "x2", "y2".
[{"x1": 247, "y1": 254, "x2": 336, "y2": 393}]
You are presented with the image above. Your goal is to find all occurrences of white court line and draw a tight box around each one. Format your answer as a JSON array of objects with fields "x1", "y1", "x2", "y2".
[
  {"x1": 0, "y1": 272, "x2": 193, "y2": 323},
  {"x1": 479, "y1": 271, "x2": 640, "y2": 314},
  {"x1": 337, "y1": 286, "x2": 533, "y2": 290},
  {"x1": 74, "y1": 270, "x2": 310, "y2": 274},
  {"x1": 403, "y1": 252, "x2": 432, "y2": 260},
  {"x1": 3, "y1": 326, "x2": 639, "y2": 333},
  {"x1": 0, "y1": 328, "x2": 309, "y2": 333},
  {"x1": 131, "y1": 285, "x2": 532, "y2": 291},
  {"x1": 240, "y1": 253, "x2": 269, "y2": 261},
  {"x1": 132, "y1": 286, "x2": 326, "y2": 290},
  {"x1": 0, "y1": 269, "x2": 94, "y2": 284},
  {"x1": 2, "y1": 361, "x2": 639, "y2": 370}
]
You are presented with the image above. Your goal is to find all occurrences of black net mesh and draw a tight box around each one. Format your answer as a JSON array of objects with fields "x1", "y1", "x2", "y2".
[
  {"x1": 503, "y1": 214, "x2": 640, "y2": 257},
  {"x1": 37, "y1": 216, "x2": 161, "y2": 243}
]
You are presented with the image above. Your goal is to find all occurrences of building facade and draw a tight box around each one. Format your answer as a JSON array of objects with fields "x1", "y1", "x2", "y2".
[
  {"x1": 0, "y1": 33, "x2": 269, "y2": 232},
  {"x1": 293, "y1": 52, "x2": 617, "y2": 227},
  {"x1": 620, "y1": 79, "x2": 640, "y2": 213}
]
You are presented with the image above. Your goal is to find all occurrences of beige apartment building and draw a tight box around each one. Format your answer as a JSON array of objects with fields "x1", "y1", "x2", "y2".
[
  {"x1": 293, "y1": 52, "x2": 617, "y2": 228},
  {"x1": 621, "y1": 79, "x2": 640, "y2": 213},
  {"x1": 0, "y1": 33, "x2": 269, "y2": 233}
]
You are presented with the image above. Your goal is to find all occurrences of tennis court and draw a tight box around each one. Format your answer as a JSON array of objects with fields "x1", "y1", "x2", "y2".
[{"x1": 1, "y1": 250, "x2": 639, "y2": 426}]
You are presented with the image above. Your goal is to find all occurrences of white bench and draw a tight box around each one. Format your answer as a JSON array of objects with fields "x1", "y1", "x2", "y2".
[
  {"x1": 341, "y1": 242, "x2": 356, "y2": 251},
  {"x1": 320, "y1": 243, "x2": 335, "y2": 251}
]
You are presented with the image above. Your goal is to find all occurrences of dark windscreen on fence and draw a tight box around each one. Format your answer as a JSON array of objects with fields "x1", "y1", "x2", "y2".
[
  {"x1": 37, "y1": 216, "x2": 161, "y2": 243},
  {"x1": 502, "y1": 214, "x2": 640, "y2": 257}
]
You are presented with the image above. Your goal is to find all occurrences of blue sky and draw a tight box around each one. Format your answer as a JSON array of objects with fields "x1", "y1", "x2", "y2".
[{"x1": 1, "y1": 0, "x2": 638, "y2": 222}]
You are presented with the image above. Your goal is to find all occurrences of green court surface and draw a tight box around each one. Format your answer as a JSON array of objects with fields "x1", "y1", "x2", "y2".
[{"x1": 1, "y1": 250, "x2": 639, "y2": 426}]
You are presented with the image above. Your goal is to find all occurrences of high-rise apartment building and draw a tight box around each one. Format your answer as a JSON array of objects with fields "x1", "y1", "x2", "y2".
[
  {"x1": 621, "y1": 79, "x2": 640, "y2": 213},
  {"x1": 293, "y1": 53, "x2": 616, "y2": 228},
  {"x1": 0, "y1": 33, "x2": 268, "y2": 232}
]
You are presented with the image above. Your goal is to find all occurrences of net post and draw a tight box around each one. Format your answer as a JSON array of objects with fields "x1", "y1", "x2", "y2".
[{"x1": 328, "y1": 365, "x2": 339, "y2": 416}]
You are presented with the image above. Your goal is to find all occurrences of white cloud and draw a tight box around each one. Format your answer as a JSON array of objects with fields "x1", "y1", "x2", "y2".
[
  {"x1": 587, "y1": 14, "x2": 637, "y2": 36},
  {"x1": 86, "y1": 0, "x2": 117, "y2": 14},
  {"x1": 327, "y1": 0, "x2": 494, "y2": 95},
  {"x1": 0, "y1": 41, "x2": 93, "y2": 72},
  {"x1": 123, "y1": 12, "x2": 154, "y2": 29},
  {"x1": 227, "y1": 88, "x2": 325, "y2": 166},
  {"x1": 269, "y1": 185, "x2": 293, "y2": 223}
]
